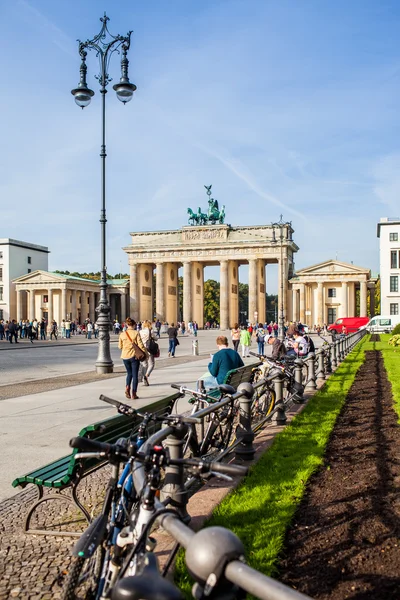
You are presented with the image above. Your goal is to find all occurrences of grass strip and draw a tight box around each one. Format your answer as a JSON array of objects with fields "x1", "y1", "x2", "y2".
[
  {"x1": 363, "y1": 334, "x2": 400, "y2": 419},
  {"x1": 175, "y1": 336, "x2": 368, "y2": 596}
]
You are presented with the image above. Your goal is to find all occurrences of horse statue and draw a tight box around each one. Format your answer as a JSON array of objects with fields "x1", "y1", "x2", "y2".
[
  {"x1": 187, "y1": 208, "x2": 199, "y2": 226},
  {"x1": 219, "y1": 205, "x2": 225, "y2": 224},
  {"x1": 197, "y1": 207, "x2": 208, "y2": 225},
  {"x1": 207, "y1": 197, "x2": 223, "y2": 224}
]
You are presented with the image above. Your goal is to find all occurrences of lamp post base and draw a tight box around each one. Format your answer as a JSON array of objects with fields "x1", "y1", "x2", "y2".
[{"x1": 95, "y1": 272, "x2": 114, "y2": 374}]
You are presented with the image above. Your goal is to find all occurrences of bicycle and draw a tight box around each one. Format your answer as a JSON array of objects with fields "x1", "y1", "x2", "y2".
[
  {"x1": 83, "y1": 427, "x2": 312, "y2": 600},
  {"x1": 250, "y1": 352, "x2": 305, "y2": 405},
  {"x1": 61, "y1": 399, "x2": 200, "y2": 600},
  {"x1": 63, "y1": 420, "x2": 248, "y2": 599}
]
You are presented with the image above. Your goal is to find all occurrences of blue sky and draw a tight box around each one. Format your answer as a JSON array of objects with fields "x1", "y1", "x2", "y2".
[{"x1": 2, "y1": 0, "x2": 400, "y2": 289}]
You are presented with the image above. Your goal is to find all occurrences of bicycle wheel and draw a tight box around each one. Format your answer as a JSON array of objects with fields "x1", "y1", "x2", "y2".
[
  {"x1": 251, "y1": 386, "x2": 276, "y2": 428},
  {"x1": 200, "y1": 407, "x2": 236, "y2": 458},
  {"x1": 62, "y1": 546, "x2": 104, "y2": 600}
]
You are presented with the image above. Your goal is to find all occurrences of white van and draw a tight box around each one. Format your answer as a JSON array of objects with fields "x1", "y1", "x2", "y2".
[{"x1": 365, "y1": 315, "x2": 400, "y2": 333}]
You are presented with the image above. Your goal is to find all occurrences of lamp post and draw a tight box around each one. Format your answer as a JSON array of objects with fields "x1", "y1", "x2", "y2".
[
  {"x1": 71, "y1": 14, "x2": 136, "y2": 373},
  {"x1": 272, "y1": 215, "x2": 290, "y2": 341}
]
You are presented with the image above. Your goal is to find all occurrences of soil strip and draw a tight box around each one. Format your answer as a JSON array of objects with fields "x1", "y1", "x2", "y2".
[{"x1": 279, "y1": 350, "x2": 400, "y2": 600}]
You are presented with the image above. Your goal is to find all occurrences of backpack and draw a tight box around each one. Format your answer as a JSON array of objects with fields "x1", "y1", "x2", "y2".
[
  {"x1": 146, "y1": 337, "x2": 159, "y2": 357},
  {"x1": 257, "y1": 330, "x2": 265, "y2": 343}
]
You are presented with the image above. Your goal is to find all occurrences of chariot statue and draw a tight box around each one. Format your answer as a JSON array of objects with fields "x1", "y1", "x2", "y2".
[{"x1": 187, "y1": 185, "x2": 225, "y2": 226}]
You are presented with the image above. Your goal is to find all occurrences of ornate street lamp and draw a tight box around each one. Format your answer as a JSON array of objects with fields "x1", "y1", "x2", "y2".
[
  {"x1": 271, "y1": 215, "x2": 291, "y2": 341},
  {"x1": 72, "y1": 14, "x2": 136, "y2": 373}
]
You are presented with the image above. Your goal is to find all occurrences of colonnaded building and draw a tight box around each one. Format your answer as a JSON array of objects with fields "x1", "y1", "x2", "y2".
[{"x1": 7, "y1": 208, "x2": 377, "y2": 327}]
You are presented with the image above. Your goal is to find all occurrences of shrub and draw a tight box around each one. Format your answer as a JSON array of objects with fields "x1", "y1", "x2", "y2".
[
  {"x1": 392, "y1": 323, "x2": 400, "y2": 336},
  {"x1": 388, "y1": 334, "x2": 400, "y2": 347}
]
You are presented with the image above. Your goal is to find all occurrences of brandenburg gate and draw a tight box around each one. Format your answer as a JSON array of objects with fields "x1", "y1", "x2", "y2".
[{"x1": 124, "y1": 197, "x2": 297, "y2": 328}]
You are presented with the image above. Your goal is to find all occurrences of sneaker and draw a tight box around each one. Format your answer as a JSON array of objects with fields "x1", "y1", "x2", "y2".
[
  {"x1": 168, "y1": 352, "x2": 171, "y2": 357},
  {"x1": 143, "y1": 375, "x2": 149, "y2": 386}
]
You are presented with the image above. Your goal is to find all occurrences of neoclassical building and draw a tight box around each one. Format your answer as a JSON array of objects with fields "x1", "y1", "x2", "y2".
[
  {"x1": 124, "y1": 223, "x2": 297, "y2": 329},
  {"x1": 12, "y1": 271, "x2": 129, "y2": 323},
  {"x1": 289, "y1": 259, "x2": 376, "y2": 326}
]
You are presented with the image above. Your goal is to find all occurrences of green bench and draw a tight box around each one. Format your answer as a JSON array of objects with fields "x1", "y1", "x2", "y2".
[{"x1": 12, "y1": 393, "x2": 180, "y2": 537}]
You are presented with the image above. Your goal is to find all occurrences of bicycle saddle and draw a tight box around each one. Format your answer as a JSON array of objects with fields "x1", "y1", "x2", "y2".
[
  {"x1": 111, "y1": 553, "x2": 183, "y2": 600},
  {"x1": 217, "y1": 384, "x2": 236, "y2": 395}
]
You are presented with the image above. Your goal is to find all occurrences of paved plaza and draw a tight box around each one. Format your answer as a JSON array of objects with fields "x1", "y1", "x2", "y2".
[{"x1": 0, "y1": 330, "x2": 275, "y2": 502}]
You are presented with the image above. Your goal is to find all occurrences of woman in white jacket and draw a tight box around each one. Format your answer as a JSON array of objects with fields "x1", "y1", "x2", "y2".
[{"x1": 139, "y1": 320, "x2": 158, "y2": 385}]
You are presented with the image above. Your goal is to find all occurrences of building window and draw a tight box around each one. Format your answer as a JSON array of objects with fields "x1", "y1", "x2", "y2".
[
  {"x1": 43, "y1": 295, "x2": 48, "y2": 303},
  {"x1": 390, "y1": 303, "x2": 399, "y2": 315},
  {"x1": 328, "y1": 308, "x2": 337, "y2": 324},
  {"x1": 391, "y1": 251, "x2": 398, "y2": 269},
  {"x1": 0, "y1": 267, "x2": 2, "y2": 281},
  {"x1": 328, "y1": 288, "x2": 336, "y2": 298},
  {"x1": 27, "y1": 269, "x2": 31, "y2": 273},
  {"x1": 27, "y1": 256, "x2": 32, "y2": 264},
  {"x1": 0, "y1": 309, "x2": 3, "y2": 319},
  {"x1": 0, "y1": 286, "x2": 3, "y2": 301},
  {"x1": 390, "y1": 232, "x2": 399, "y2": 242},
  {"x1": 390, "y1": 276, "x2": 399, "y2": 292},
  {"x1": 0, "y1": 251, "x2": 2, "y2": 259}
]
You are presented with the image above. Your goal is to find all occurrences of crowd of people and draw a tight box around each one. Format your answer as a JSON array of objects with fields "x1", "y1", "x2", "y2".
[{"x1": 0, "y1": 318, "x2": 99, "y2": 342}]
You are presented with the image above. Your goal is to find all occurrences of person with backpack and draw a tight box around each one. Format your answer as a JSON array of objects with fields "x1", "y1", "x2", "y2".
[
  {"x1": 139, "y1": 320, "x2": 159, "y2": 386},
  {"x1": 255, "y1": 322, "x2": 266, "y2": 355}
]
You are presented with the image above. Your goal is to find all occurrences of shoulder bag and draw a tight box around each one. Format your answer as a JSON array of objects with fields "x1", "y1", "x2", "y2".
[{"x1": 126, "y1": 331, "x2": 147, "y2": 362}]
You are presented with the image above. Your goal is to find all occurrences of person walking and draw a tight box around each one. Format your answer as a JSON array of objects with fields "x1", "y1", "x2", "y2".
[
  {"x1": 167, "y1": 322, "x2": 179, "y2": 357},
  {"x1": 118, "y1": 317, "x2": 147, "y2": 400},
  {"x1": 239, "y1": 326, "x2": 251, "y2": 358},
  {"x1": 40, "y1": 319, "x2": 46, "y2": 340},
  {"x1": 139, "y1": 320, "x2": 159, "y2": 386},
  {"x1": 8, "y1": 320, "x2": 18, "y2": 343},
  {"x1": 50, "y1": 320, "x2": 58, "y2": 340},
  {"x1": 255, "y1": 323, "x2": 266, "y2": 356},
  {"x1": 231, "y1": 323, "x2": 241, "y2": 352},
  {"x1": 87, "y1": 321, "x2": 93, "y2": 339}
]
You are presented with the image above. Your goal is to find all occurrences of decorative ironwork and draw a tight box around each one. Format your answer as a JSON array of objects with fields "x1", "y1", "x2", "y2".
[{"x1": 187, "y1": 185, "x2": 225, "y2": 226}]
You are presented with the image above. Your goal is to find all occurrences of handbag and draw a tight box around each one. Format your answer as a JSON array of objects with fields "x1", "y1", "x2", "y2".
[
  {"x1": 175, "y1": 337, "x2": 180, "y2": 346},
  {"x1": 126, "y1": 331, "x2": 147, "y2": 362}
]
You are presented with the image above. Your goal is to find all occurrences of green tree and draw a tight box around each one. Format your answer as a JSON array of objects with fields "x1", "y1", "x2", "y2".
[{"x1": 204, "y1": 279, "x2": 220, "y2": 324}]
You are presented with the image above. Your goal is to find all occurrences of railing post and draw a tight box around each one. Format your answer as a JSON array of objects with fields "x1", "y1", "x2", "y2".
[
  {"x1": 271, "y1": 371, "x2": 286, "y2": 425},
  {"x1": 235, "y1": 383, "x2": 256, "y2": 461},
  {"x1": 315, "y1": 348, "x2": 326, "y2": 384},
  {"x1": 325, "y1": 344, "x2": 332, "y2": 373},
  {"x1": 304, "y1": 352, "x2": 317, "y2": 391},
  {"x1": 337, "y1": 337, "x2": 343, "y2": 362},
  {"x1": 331, "y1": 340, "x2": 337, "y2": 368},
  {"x1": 294, "y1": 358, "x2": 304, "y2": 399},
  {"x1": 160, "y1": 425, "x2": 190, "y2": 522}
]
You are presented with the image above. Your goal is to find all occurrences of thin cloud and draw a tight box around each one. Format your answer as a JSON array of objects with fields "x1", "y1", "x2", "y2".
[{"x1": 18, "y1": 0, "x2": 76, "y2": 58}]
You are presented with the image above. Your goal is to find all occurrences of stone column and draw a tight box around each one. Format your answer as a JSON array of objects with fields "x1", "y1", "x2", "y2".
[
  {"x1": 220, "y1": 260, "x2": 229, "y2": 330},
  {"x1": 89, "y1": 292, "x2": 96, "y2": 322},
  {"x1": 282, "y1": 255, "x2": 288, "y2": 324},
  {"x1": 228, "y1": 261, "x2": 239, "y2": 327},
  {"x1": 71, "y1": 290, "x2": 77, "y2": 321},
  {"x1": 139, "y1": 264, "x2": 154, "y2": 322},
  {"x1": 183, "y1": 262, "x2": 192, "y2": 325},
  {"x1": 257, "y1": 259, "x2": 266, "y2": 325},
  {"x1": 370, "y1": 285, "x2": 375, "y2": 317},
  {"x1": 299, "y1": 283, "x2": 306, "y2": 324},
  {"x1": 248, "y1": 258, "x2": 257, "y2": 325},
  {"x1": 129, "y1": 263, "x2": 139, "y2": 321},
  {"x1": 317, "y1": 281, "x2": 324, "y2": 326},
  {"x1": 155, "y1": 262, "x2": 165, "y2": 322},
  {"x1": 48, "y1": 288, "x2": 53, "y2": 324},
  {"x1": 110, "y1": 294, "x2": 116, "y2": 322},
  {"x1": 191, "y1": 262, "x2": 204, "y2": 328},
  {"x1": 292, "y1": 288, "x2": 298, "y2": 321},
  {"x1": 341, "y1": 282, "x2": 348, "y2": 318},
  {"x1": 29, "y1": 290, "x2": 35, "y2": 320},
  {"x1": 16, "y1": 290, "x2": 22, "y2": 321},
  {"x1": 348, "y1": 282, "x2": 355, "y2": 317},
  {"x1": 61, "y1": 288, "x2": 67, "y2": 320},
  {"x1": 360, "y1": 281, "x2": 367, "y2": 317}
]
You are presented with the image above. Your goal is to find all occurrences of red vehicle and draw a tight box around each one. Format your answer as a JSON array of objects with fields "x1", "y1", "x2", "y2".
[{"x1": 327, "y1": 317, "x2": 369, "y2": 335}]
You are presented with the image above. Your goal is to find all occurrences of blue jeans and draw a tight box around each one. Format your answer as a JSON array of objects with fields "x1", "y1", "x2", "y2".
[
  {"x1": 168, "y1": 339, "x2": 176, "y2": 356},
  {"x1": 258, "y1": 342, "x2": 265, "y2": 355},
  {"x1": 87, "y1": 331, "x2": 92, "y2": 339},
  {"x1": 123, "y1": 357, "x2": 140, "y2": 393}
]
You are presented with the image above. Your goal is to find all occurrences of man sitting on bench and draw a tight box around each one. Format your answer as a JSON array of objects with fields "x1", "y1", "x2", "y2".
[{"x1": 199, "y1": 335, "x2": 244, "y2": 390}]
